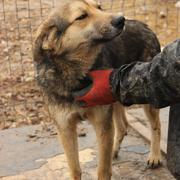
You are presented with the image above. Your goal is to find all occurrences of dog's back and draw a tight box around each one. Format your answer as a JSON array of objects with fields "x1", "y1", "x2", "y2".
[{"x1": 92, "y1": 20, "x2": 161, "y2": 69}]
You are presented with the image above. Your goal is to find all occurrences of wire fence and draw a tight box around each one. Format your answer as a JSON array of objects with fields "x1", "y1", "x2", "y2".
[{"x1": 0, "y1": 0, "x2": 179, "y2": 129}]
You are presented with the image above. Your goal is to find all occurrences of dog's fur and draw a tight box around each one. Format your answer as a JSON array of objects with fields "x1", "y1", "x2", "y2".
[{"x1": 33, "y1": 0, "x2": 161, "y2": 179}]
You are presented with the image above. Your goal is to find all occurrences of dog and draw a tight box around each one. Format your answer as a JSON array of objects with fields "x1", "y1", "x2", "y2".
[{"x1": 33, "y1": 0, "x2": 161, "y2": 179}]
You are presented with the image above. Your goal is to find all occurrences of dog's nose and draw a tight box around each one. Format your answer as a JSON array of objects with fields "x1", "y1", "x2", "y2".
[{"x1": 111, "y1": 16, "x2": 125, "y2": 28}]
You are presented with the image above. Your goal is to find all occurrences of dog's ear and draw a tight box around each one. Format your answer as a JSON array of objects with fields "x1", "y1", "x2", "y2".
[{"x1": 33, "y1": 15, "x2": 69, "y2": 63}]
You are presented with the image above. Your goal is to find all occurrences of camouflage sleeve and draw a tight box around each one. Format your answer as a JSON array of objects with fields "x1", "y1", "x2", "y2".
[{"x1": 111, "y1": 39, "x2": 180, "y2": 108}]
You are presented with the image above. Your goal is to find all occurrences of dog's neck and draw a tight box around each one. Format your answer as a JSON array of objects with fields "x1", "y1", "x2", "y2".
[
  {"x1": 59, "y1": 45, "x2": 102, "y2": 80},
  {"x1": 36, "y1": 46, "x2": 102, "y2": 105}
]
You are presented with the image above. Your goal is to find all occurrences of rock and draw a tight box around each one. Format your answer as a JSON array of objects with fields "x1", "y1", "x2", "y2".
[
  {"x1": 28, "y1": 134, "x2": 37, "y2": 138},
  {"x1": 24, "y1": 76, "x2": 34, "y2": 82},
  {"x1": 117, "y1": 12, "x2": 124, "y2": 16},
  {"x1": 1, "y1": 40, "x2": 6, "y2": 45},
  {"x1": 3, "y1": 48, "x2": 9, "y2": 53},
  {"x1": 175, "y1": 1, "x2": 180, "y2": 8},
  {"x1": 160, "y1": 11, "x2": 166, "y2": 18}
]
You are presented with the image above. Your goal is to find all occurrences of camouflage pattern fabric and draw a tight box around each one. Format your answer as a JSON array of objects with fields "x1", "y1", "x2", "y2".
[{"x1": 111, "y1": 39, "x2": 180, "y2": 108}]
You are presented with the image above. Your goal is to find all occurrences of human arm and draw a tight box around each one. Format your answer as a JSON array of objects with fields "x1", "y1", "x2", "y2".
[{"x1": 74, "y1": 39, "x2": 180, "y2": 108}]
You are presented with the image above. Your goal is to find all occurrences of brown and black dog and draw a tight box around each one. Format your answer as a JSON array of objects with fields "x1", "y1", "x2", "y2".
[{"x1": 33, "y1": 0, "x2": 161, "y2": 179}]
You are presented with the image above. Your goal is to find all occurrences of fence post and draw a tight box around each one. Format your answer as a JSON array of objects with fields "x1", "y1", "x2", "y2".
[{"x1": 167, "y1": 104, "x2": 180, "y2": 179}]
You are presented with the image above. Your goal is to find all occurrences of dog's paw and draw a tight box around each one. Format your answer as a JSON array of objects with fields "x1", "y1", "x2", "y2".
[{"x1": 147, "y1": 153, "x2": 162, "y2": 169}]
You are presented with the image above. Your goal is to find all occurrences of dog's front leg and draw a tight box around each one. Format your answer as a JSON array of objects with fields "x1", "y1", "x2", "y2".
[
  {"x1": 87, "y1": 106, "x2": 114, "y2": 180},
  {"x1": 50, "y1": 106, "x2": 82, "y2": 180},
  {"x1": 113, "y1": 102, "x2": 128, "y2": 159}
]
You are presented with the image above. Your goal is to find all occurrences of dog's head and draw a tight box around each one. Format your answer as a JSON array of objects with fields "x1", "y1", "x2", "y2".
[{"x1": 34, "y1": 0, "x2": 125, "y2": 71}]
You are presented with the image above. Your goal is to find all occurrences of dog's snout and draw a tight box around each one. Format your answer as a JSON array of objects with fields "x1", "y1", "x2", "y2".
[{"x1": 111, "y1": 16, "x2": 125, "y2": 28}]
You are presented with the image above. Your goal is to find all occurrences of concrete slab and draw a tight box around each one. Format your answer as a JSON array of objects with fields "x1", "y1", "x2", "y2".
[
  {"x1": 1, "y1": 128, "x2": 174, "y2": 180},
  {"x1": 0, "y1": 123, "x2": 96, "y2": 177},
  {"x1": 0, "y1": 107, "x2": 174, "y2": 179}
]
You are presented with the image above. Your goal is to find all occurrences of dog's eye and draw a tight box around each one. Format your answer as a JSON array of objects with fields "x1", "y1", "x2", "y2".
[{"x1": 76, "y1": 13, "x2": 88, "y2": 21}]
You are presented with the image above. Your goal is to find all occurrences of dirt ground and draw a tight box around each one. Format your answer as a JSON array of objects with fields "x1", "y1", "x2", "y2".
[{"x1": 0, "y1": 0, "x2": 179, "y2": 129}]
